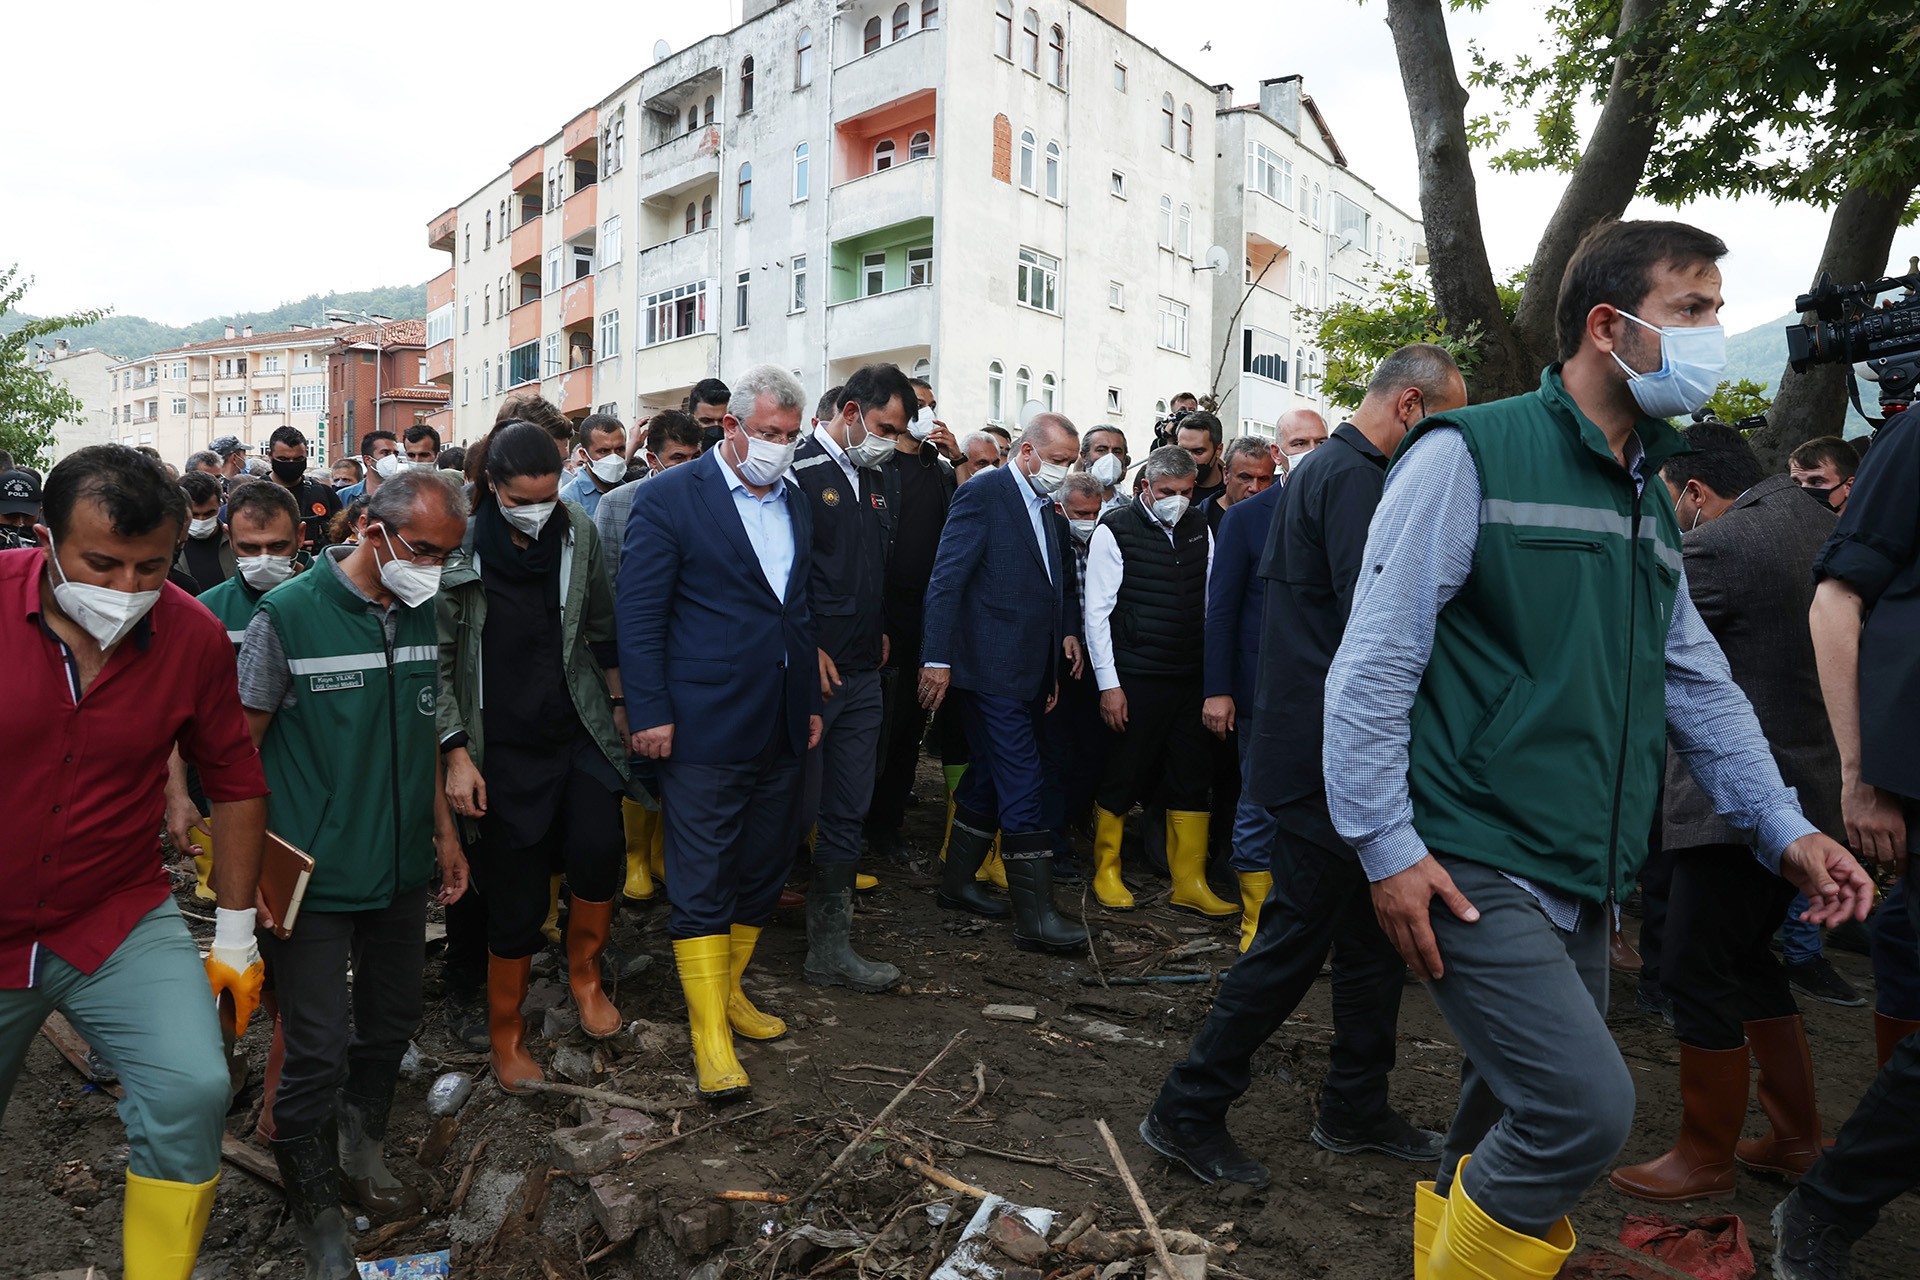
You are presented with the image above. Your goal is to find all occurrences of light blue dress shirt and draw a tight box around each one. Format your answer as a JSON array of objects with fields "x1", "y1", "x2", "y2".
[
  {"x1": 563, "y1": 467, "x2": 606, "y2": 517},
  {"x1": 716, "y1": 447, "x2": 794, "y2": 600}
]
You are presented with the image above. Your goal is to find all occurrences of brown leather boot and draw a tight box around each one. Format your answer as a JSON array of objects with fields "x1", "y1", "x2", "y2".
[
  {"x1": 1875, "y1": 1012, "x2": 1920, "y2": 1071},
  {"x1": 1609, "y1": 1042, "x2": 1748, "y2": 1201},
  {"x1": 488, "y1": 953, "x2": 544, "y2": 1094},
  {"x1": 1736, "y1": 1014, "x2": 1823, "y2": 1176},
  {"x1": 566, "y1": 898, "x2": 623, "y2": 1039}
]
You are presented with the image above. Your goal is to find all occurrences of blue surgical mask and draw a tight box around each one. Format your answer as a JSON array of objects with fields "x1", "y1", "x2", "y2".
[{"x1": 1611, "y1": 310, "x2": 1726, "y2": 419}]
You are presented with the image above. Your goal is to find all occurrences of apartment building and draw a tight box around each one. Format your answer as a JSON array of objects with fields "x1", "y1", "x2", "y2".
[
  {"x1": 323, "y1": 319, "x2": 450, "y2": 460},
  {"x1": 31, "y1": 341, "x2": 123, "y2": 463},
  {"x1": 109, "y1": 324, "x2": 339, "y2": 466},
  {"x1": 422, "y1": 0, "x2": 1421, "y2": 458}
]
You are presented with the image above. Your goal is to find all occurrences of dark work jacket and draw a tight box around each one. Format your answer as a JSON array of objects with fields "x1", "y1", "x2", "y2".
[
  {"x1": 792, "y1": 434, "x2": 895, "y2": 672},
  {"x1": 1101, "y1": 499, "x2": 1209, "y2": 680}
]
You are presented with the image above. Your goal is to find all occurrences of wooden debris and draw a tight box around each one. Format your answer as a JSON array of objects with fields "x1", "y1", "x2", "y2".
[
  {"x1": 953, "y1": 1061, "x2": 988, "y2": 1116},
  {"x1": 1049, "y1": 1205, "x2": 1099, "y2": 1250},
  {"x1": 620, "y1": 1103, "x2": 774, "y2": 1162},
  {"x1": 891, "y1": 1152, "x2": 989, "y2": 1200},
  {"x1": 714, "y1": 1189, "x2": 791, "y2": 1203},
  {"x1": 795, "y1": 1029, "x2": 967, "y2": 1208},
  {"x1": 1095, "y1": 1118, "x2": 1185, "y2": 1280},
  {"x1": 515, "y1": 1078, "x2": 699, "y2": 1116},
  {"x1": 982, "y1": 1005, "x2": 1038, "y2": 1023},
  {"x1": 449, "y1": 1137, "x2": 488, "y2": 1213},
  {"x1": 355, "y1": 1213, "x2": 427, "y2": 1259},
  {"x1": 417, "y1": 1115, "x2": 459, "y2": 1167}
]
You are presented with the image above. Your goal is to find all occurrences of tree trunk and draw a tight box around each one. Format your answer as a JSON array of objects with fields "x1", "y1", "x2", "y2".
[
  {"x1": 1508, "y1": 0, "x2": 1669, "y2": 374},
  {"x1": 1385, "y1": 0, "x2": 1528, "y2": 402},
  {"x1": 1751, "y1": 180, "x2": 1917, "y2": 468}
]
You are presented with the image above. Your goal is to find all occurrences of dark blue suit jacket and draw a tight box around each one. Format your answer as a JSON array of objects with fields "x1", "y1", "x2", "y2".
[
  {"x1": 616, "y1": 449, "x2": 818, "y2": 763},
  {"x1": 1204, "y1": 483, "x2": 1280, "y2": 712},
  {"x1": 921, "y1": 463, "x2": 1070, "y2": 702}
]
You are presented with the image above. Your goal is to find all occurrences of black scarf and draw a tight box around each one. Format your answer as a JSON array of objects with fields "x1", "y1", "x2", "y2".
[{"x1": 474, "y1": 493, "x2": 564, "y2": 604}]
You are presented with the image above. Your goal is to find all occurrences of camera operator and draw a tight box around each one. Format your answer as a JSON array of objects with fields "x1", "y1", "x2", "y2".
[{"x1": 1174, "y1": 411, "x2": 1228, "y2": 508}]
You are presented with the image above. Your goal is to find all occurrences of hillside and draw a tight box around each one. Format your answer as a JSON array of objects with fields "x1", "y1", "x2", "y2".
[
  {"x1": 1, "y1": 282, "x2": 429, "y2": 361},
  {"x1": 1723, "y1": 310, "x2": 1870, "y2": 434}
]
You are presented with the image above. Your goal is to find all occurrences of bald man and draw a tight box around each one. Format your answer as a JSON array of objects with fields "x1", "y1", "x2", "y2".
[{"x1": 1276, "y1": 410, "x2": 1329, "y2": 478}]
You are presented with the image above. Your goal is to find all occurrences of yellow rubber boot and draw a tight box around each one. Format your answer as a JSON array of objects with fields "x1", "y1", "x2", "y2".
[
  {"x1": 727, "y1": 924, "x2": 787, "y2": 1040},
  {"x1": 1237, "y1": 872, "x2": 1273, "y2": 953},
  {"x1": 855, "y1": 872, "x2": 879, "y2": 891},
  {"x1": 673, "y1": 935, "x2": 751, "y2": 1099},
  {"x1": 1092, "y1": 806, "x2": 1135, "y2": 909},
  {"x1": 122, "y1": 1170, "x2": 218, "y2": 1280},
  {"x1": 1414, "y1": 1180, "x2": 1444, "y2": 1280},
  {"x1": 1166, "y1": 810, "x2": 1238, "y2": 917},
  {"x1": 540, "y1": 874, "x2": 563, "y2": 945},
  {"x1": 1429, "y1": 1156, "x2": 1575, "y2": 1279},
  {"x1": 621, "y1": 799, "x2": 658, "y2": 902},
  {"x1": 187, "y1": 826, "x2": 217, "y2": 902},
  {"x1": 977, "y1": 834, "x2": 1009, "y2": 889},
  {"x1": 649, "y1": 807, "x2": 667, "y2": 883}
]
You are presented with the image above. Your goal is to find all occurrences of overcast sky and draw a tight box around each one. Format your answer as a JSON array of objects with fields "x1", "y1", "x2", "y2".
[{"x1": 6, "y1": 0, "x2": 1906, "y2": 337}]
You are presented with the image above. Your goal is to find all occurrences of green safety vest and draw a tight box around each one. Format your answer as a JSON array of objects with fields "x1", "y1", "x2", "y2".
[
  {"x1": 197, "y1": 575, "x2": 266, "y2": 650},
  {"x1": 1398, "y1": 366, "x2": 1687, "y2": 905},
  {"x1": 256, "y1": 555, "x2": 440, "y2": 912}
]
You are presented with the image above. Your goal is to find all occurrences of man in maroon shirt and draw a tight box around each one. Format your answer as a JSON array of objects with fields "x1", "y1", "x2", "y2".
[{"x1": 0, "y1": 445, "x2": 269, "y2": 1280}]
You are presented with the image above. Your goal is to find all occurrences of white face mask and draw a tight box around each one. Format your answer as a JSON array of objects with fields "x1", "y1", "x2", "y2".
[
  {"x1": 908, "y1": 407, "x2": 938, "y2": 441},
  {"x1": 588, "y1": 453, "x2": 628, "y2": 484},
  {"x1": 188, "y1": 516, "x2": 220, "y2": 540},
  {"x1": 843, "y1": 411, "x2": 897, "y2": 469},
  {"x1": 737, "y1": 432, "x2": 798, "y2": 486},
  {"x1": 500, "y1": 499, "x2": 557, "y2": 538},
  {"x1": 376, "y1": 527, "x2": 441, "y2": 607},
  {"x1": 371, "y1": 454, "x2": 404, "y2": 480},
  {"x1": 1025, "y1": 454, "x2": 1070, "y2": 496},
  {"x1": 1151, "y1": 494, "x2": 1191, "y2": 527},
  {"x1": 1068, "y1": 517, "x2": 1099, "y2": 542},
  {"x1": 1611, "y1": 310, "x2": 1727, "y2": 419},
  {"x1": 237, "y1": 553, "x2": 295, "y2": 591},
  {"x1": 46, "y1": 535, "x2": 162, "y2": 650},
  {"x1": 1089, "y1": 453, "x2": 1125, "y2": 487}
]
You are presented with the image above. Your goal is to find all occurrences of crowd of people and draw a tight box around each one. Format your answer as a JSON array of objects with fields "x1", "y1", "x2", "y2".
[{"x1": 2, "y1": 216, "x2": 1918, "y2": 1280}]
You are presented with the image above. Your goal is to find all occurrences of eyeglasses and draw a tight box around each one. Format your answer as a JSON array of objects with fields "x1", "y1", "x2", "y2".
[{"x1": 380, "y1": 525, "x2": 449, "y2": 567}]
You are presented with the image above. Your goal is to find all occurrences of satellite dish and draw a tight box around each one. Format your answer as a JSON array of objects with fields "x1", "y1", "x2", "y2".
[
  {"x1": 1204, "y1": 244, "x2": 1230, "y2": 274},
  {"x1": 1018, "y1": 399, "x2": 1047, "y2": 427},
  {"x1": 652, "y1": 38, "x2": 672, "y2": 63}
]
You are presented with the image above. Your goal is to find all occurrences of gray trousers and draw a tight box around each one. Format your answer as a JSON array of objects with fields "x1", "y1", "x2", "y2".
[
  {"x1": 801, "y1": 669, "x2": 884, "y2": 867},
  {"x1": 1425, "y1": 856, "x2": 1635, "y2": 1237}
]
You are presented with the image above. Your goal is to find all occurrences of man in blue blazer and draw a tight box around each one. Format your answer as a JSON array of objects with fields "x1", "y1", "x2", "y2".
[
  {"x1": 618, "y1": 364, "x2": 822, "y2": 1102},
  {"x1": 920, "y1": 412, "x2": 1088, "y2": 954}
]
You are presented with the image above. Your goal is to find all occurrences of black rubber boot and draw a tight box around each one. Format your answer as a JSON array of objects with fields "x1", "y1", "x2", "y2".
[
  {"x1": 270, "y1": 1129, "x2": 358, "y2": 1280},
  {"x1": 337, "y1": 1058, "x2": 423, "y2": 1222},
  {"x1": 1004, "y1": 831, "x2": 1089, "y2": 954},
  {"x1": 805, "y1": 862, "x2": 904, "y2": 992},
  {"x1": 938, "y1": 805, "x2": 1011, "y2": 919}
]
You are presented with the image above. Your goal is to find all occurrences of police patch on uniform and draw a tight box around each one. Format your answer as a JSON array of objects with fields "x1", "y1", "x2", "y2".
[
  {"x1": 821, "y1": 488, "x2": 841, "y2": 506},
  {"x1": 870, "y1": 494, "x2": 887, "y2": 510}
]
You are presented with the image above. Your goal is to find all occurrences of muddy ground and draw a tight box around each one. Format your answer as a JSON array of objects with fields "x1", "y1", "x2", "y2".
[{"x1": 3, "y1": 761, "x2": 1915, "y2": 1279}]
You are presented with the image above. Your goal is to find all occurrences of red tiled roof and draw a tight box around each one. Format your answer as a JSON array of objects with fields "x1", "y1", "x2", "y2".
[
  {"x1": 150, "y1": 317, "x2": 428, "y2": 357},
  {"x1": 382, "y1": 385, "x2": 452, "y2": 403}
]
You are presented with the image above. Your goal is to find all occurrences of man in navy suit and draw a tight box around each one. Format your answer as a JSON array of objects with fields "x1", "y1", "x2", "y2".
[
  {"x1": 920, "y1": 412, "x2": 1088, "y2": 954},
  {"x1": 617, "y1": 364, "x2": 823, "y2": 1102}
]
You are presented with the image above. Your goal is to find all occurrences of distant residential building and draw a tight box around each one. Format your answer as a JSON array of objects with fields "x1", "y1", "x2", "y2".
[
  {"x1": 31, "y1": 341, "x2": 123, "y2": 462},
  {"x1": 323, "y1": 319, "x2": 451, "y2": 455}
]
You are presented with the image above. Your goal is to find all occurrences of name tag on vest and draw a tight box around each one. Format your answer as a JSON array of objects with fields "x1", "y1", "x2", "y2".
[{"x1": 309, "y1": 671, "x2": 366, "y2": 693}]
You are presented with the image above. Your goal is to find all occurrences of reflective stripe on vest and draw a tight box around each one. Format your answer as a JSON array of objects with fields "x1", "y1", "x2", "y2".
[{"x1": 1479, "y1": 499, "x2": 1682, "y2": 575}]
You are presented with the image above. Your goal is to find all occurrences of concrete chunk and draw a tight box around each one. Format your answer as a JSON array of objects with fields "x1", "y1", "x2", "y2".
[
  {"x1": 587, "y1": 1172, "x2": 649, "y2": 1243},
  {"x1": 662, "y1": 1197, "x2": 734, "y2": 1256},
  {"x1": 551, "y1": 1124, "x2": 623, "y2": 1174},
  {"x1": 982, "y1": 1004, "x2": 1038, "y2": 1023}
]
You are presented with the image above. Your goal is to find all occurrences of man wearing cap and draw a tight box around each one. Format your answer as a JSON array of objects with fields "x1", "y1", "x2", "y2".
[
  {"x1": 0, "y1": 469, "x2": 43, "y2": 549},
  {"x1": 209, "y1": 436, "x2": 250, "y2": 483}
]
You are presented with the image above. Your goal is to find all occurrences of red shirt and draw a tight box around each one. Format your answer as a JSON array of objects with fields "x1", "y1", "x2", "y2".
[{"x1": 0, "y1": 548, "x2": 268, "y2": 987}]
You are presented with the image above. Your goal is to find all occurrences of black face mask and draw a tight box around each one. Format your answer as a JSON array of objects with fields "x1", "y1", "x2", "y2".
[
  {"x1": 700, "y1": 424, "x2": 725, "y2": 450},
  {"x1": 271, "y1": 457, "x2": 307, "y2": 484},
  {"x1": 1798, "y1": 482, "x2": 1840, "y2": 512}
]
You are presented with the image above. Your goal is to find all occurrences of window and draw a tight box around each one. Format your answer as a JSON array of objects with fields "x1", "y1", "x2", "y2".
[
  {"x1": 522, "y1": 191, "x2": 540, "y2": 225},
  {"x1": 1109, "y1": 170, "x2": 1126, "y2": 198},
  {"x1": 863, "y1": 251, "x2": 887, "y2": 297},
  {"x1": 291, "y1": 382, "x2": 325, "y2": 412},
  {"x1": 262, "y1": 355, "x2": 281, "y2": 373},
  {"x1": 1113, "y1": 61, "x2": 1127, "y2": 92},
  {"x1": 686, "y1": 105, "x2": 699, "y2": 134},
  {"x1": 790, "y1": 255, "x2": 808, "y2": 311},
  {"x1": 427, "y1": 303, "x2": 454, "y2": 347},
  {"x1": 701, "y1": 194, "x2": 713, "y2": 229},
  {"x1": 1310, "y1": 182, "x2": 1323, "y2": 225},
  {"x1": 703, "y1": 94, "x2": 715, "y2": 126},
  {"x1": 1108, "y1": 280, "x2": 1124, "y2": 309},
  {"x1": 873, "y1": 138, "x2": 896, "y2": 171},
  {"x1": 1178, "y1": 203, "x2": 1192, "y2": 257},
  {"x1": 1243, "y1": 328, "x2": 1290, "y2": 384},
  {"x1": 1157, "y1": 297, "x2": 1190, "y2": 353},
  {"x1": 602, "y1": 109, "x2": 626, "y2": 175},
  {"x1": 892, "y1": 3, "x2": 909, "y2": 41},
  {"x1": 461, "y1": 369, "x2": 469, "y2": 404},
  {"x1": 864, "y1": 16, "x2": 881, "y2": 54},
  {"x1": 795, "y1": 27, "x2": 813, "y2": 86},
  {"x1": 921, "y1": 0, "x2": 939, "y2": 29},
  {"x1": 1180, "y1": 104, "x2": 1194, "y2": 157},
  {"x1": 793, "y1": 142, "x2": 810, "y2": 200},
  {"x1": 994, "y1": 1, "x2": 1013, "y2": 60},
  {"x1": 1158, "y1": 194, "x2": 1175, "y2": 248},
  {"x1": 599, "y1": 309, "x2": 621, "y2": 357},
  {"x1": 546, "y1": 248, "x2": 562, "y2": 293},
  {"x1": 1020, "y1": 9, "x2": 1039, "y2": 73},
  {"x1": 643, "y1": 281, "x2": 710, "y2": 346},
  {"x1": 549, "y1": 165, "x2": 562, "y2": 209},
  {"x1": 1160, "y1": 94, "x2": 1175, "y2": 148},
  {"x1": 482, "y1": 363, "x2": 491, "y2": 398},
  {"x1": 544, "y1": 333, "x2": 560, "y2": 378},
  {"x1": 737, "y1": 162, "x2": 753, "y2": 218},
  {"x1": 496, "y1": 354, "x2": 505, "y2": 391},
  {"x1": 1018, "y1": 130, "x2": 1035, "y2": 190},
  {"x1": 1105, "y1": 386, "x2": 1123, "y2": 413},
  {"x1": 739, "y1": 56, "x2": 755, "y2": 112},
  {"x1": 735, "y1": 270, "x2": 751, "y2": 328},
  {"x1": 987, "y1": 361, "x2": 1005, "y2": 424},
  {"x1": 1014, "y1": 365, "x2": 1032, "y2": 413},
  {"x1": 909, "y1": 129, "x2": 932, "y2": 161},
  {"x1": 464, "y1": 227, "x2": 470, "y2": 261},
  {"x1": 1310, "y1": 266, "x2": 1322, "y2": 305},
  {"x1": 573, "y1": 244, "x2": 594, "y2": 280},
  {"x1": 509, "y1": 340, "x2": 539, "y2": 386},
  {"x1": 172, "y1": 397, "x2": 188, "y2": 415},
  {"x1": 1248, "y1": 142, "x2": 1292, "y2": 205},
  {"x1": 1016, "y1": 247, "x2": 1059, "y2": 313},
  {"x1": 217, "y1": 394, "x2": 243, "y2": 415},
  {"x1": 907, "y1": 245, "x2": 933, "y2": 286},
  {"x1": 1047, "y1": 25, "x2": 1064, "y2": 86},
  {"x1": 1332, "y1": 192, "x2": 1371, "y2": 248},
  {"x1": 483, "y1": 292, "x2": 491, "y2": 324},
  {"x1": 483, "y1": 210, "x2": 492, "y2": 248},
  {"x1": 602, "y1": 215, "x2": 622, "y2": 266},
  {"x1": 1044, "y1": 141, "x2": 1061, "y2": 199},
  {"x1": 1040, "y1": 373, "x2": 1056, "y2": 412},
  {"x1": 257, "y1": 392, "x2": 282, "y2": 413}
]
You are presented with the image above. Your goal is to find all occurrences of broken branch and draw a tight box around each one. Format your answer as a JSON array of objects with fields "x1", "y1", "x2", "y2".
[
  {"x1": 891, "y1": 1152, "x2": 989, "y2": 1199},
  {"x1": 1095, "y1": 1118, "x2": 1184, "y2": 1280},
  {"x1": 796, "y1": 1030, "x2": 968, "y2": 1208},
  {"x1": 514, "y1": 1079, "x2": 700, "y2": 1116}
]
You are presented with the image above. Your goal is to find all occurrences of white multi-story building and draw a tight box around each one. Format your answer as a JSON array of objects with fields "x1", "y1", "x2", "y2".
[
  {"x1": 422, "y1": 0, "x2": 1420, "y2": 458},
  {"x1": 108, "y1": 324, "x2": 340, "y2": 467},
  {"x1": 30, "y1": 341, "x2": 123, "y2": 462}
]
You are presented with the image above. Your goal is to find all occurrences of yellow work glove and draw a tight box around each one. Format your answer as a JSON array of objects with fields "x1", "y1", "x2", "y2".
[{"x1": 205, "y1": 907, "x2": 265, "y2": 1036}]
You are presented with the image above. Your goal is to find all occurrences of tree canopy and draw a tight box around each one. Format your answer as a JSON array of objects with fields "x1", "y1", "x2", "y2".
[{"x1": 0, "y1": 267, "x2": 106, "y2": 470}]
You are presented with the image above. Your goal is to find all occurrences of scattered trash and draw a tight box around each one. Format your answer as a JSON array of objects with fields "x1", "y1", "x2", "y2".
[
  {"x1": 426, "y1": 1071, "x2": 474, "y2": 1118},
  {"x1": 356, "y1": 1250, "x2": 450, "y2": 1279},
  {"x1": 929, "y1": 1195, "x2": 1058, "y2": 1280},
  {"x1": 981, "y1": 1005, "x2": 1038, "y2": 1023}
]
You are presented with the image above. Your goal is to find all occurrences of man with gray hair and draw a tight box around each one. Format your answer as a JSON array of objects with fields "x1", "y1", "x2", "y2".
[
  {"x1": 1084, "y1": 445, "x2": 1232, "y2": 918},
  {"x1": 1206, "y1": 436, "x2": 1278, "y2": 534},
  {"x1": 956, "y1": 430, "x2": 1001, "y2": 484},
  {"x1": 617, "y1": 364, "x2": 822, "y2": 1101}
]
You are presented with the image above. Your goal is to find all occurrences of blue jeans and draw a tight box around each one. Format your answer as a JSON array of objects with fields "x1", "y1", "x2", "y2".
[
  {"x1": 1779, "y1": 894, "x2": 1823, "y2": 965},
  {"x1": 1229, "y1": 727, "x2": 1282, "y2": 874}
]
